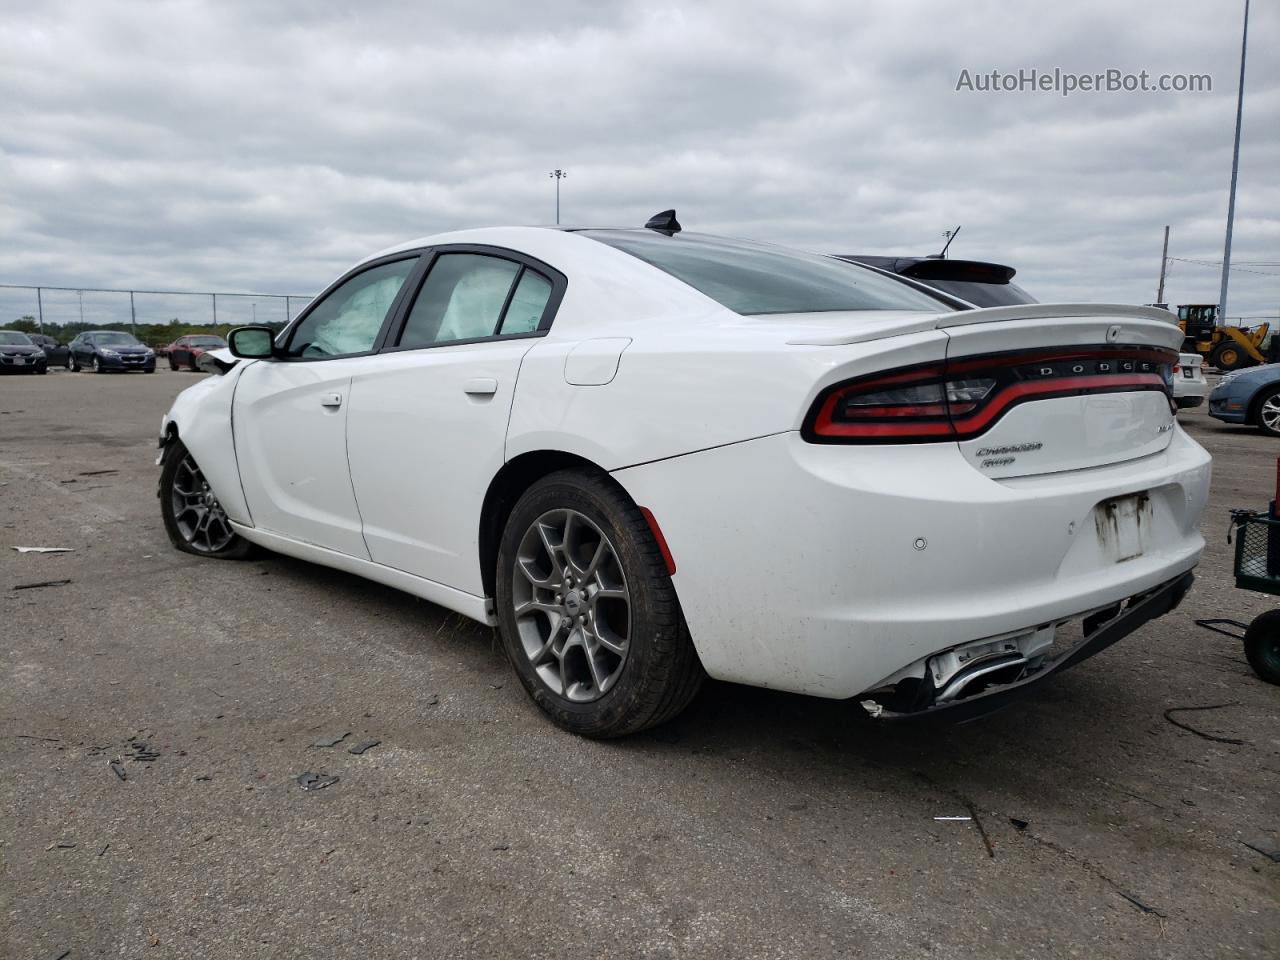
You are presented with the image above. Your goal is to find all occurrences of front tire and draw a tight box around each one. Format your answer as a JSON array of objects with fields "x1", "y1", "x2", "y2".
[
  {"x1": 159, "y1": 440, "x2": 254, "y2": 559},
  {"x1": 92, "y1": 356, "x2": 104, "y2": 374},
  {"x1": 495, "y1": 470, "x2": 703, "y2": 738},
  {"x1": 1210, "y1": 342, "x2": 1246, "y2": 371},
  {"x1": 68, "y1": 355, "x2": 79, "y2": 372},
  {"x1": 1253, "y1": 387, "x2": 1280, "y2": 438}
]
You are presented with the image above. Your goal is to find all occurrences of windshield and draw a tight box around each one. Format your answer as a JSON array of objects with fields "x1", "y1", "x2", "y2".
[
  {"x1": 582, "y1": 231, "x2": 947, "y2": 315},
  {"x1": 0, "y1": 331, "x2": 33, "y2": 345},
  {"x1": 95, "y1": 332, "x2": 142, "y2": 345}
]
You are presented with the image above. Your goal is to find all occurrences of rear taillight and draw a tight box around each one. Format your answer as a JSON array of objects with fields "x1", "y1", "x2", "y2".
[{"x1": 804, "y1": 346, "x2": 1176, "y2": 443}]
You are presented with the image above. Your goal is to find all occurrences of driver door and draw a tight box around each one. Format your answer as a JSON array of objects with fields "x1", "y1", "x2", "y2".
[{"x1": 232, "y1": 255, "x2": 421, "y2": 558}]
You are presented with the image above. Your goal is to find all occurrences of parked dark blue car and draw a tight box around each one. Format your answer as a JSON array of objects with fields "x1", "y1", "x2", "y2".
[
  {"x1": 1208, "y1": 363, "x2": 1280, "y2": 437},
  {"x1": 67, "y1": 330, "x2": 156, "y2": 373}
]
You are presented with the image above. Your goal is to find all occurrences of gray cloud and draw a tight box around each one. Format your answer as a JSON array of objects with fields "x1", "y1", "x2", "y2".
[{"x1": 1, "y1": 0, "x2": 1276, "y2": 327}]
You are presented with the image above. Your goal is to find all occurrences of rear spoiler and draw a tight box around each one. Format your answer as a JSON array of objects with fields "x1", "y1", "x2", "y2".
[{"x1": 788, "y1": 303, "x2": 1180, "y2": 346}]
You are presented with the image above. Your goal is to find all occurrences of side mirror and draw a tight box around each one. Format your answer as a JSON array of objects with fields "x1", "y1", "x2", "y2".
[{"x1": 228, "y1": 326, "x2": 277, "y2": 359}]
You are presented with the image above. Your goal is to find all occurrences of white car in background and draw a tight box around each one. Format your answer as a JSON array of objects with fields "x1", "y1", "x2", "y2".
[
  {"x1": 157, "y1": 214, "x2": 1211, "y2": 737},
  {"x1": 1173, "y1": 352, "x2": 1208, "y2": 408}
]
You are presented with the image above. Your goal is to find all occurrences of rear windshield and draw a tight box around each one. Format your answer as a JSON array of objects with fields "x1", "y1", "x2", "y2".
[
  {"x1": 581, "y1": 231, "x2": 947, "y2": 315},
  {"x1": 914, "y1": 278, "x2": 1037, "y2": 308}
]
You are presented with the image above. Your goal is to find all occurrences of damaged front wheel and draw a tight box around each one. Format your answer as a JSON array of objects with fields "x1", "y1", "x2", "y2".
[{"x1": 159, "y1": 440, "x2": 253, "y2": 559}]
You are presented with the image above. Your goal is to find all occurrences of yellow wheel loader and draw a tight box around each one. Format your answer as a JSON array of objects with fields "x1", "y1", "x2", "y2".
[{"x1": 1177, "y1": 304, "x2": 1273, "y2": 370}]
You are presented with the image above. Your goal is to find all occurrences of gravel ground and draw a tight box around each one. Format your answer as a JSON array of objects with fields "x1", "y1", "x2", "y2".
[{"x1": 1, "y1": 366, "x2": 1277, "y2": 959}]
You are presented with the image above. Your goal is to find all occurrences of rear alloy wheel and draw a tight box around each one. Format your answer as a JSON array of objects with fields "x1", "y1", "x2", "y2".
[
  {"x1": 496, "y1": 470, "x2": 703, "y2": 738},
  {"x1": 159, "y1": 441, "x2": 253, "y2": 559},
  {"x1": 1254, "y1": 388, "x2": 1280, "y2": 438}
]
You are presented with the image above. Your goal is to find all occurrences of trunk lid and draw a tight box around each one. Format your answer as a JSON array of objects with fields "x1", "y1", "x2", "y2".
[{"x1": 941, "y1": 307, "x2": 1181, "y2": 478}]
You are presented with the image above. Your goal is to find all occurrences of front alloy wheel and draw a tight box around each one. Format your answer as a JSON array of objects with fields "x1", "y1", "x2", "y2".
[
  {"x1": 1256, "y1": 388, "x2": 1280, "y2": 438},
  {"x1": 495, "y1": 469, "x2": 703, "y2": 738},
  {"x1": 159, "y1": 440, "x2": 252, "y2": 559}
]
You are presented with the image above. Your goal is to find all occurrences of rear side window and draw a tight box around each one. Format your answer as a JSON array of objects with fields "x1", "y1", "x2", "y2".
[
  {"x1": 499, "y1": 271, "x2": 553, "y2": 335},
  {"x1": 398, "y1": 254, "x2": 521, "y2": 348},
  {"x1": 582, "y1": 231, "x2": 945, "y2": 315}
]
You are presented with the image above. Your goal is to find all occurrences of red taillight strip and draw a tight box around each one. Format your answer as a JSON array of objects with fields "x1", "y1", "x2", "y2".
[
  {"x1": 804, "y1": 345, "x2": 1175, "y2": 444},
  {"x1": 949, "y1": 373, "x2": 1165, "y2": 436}
]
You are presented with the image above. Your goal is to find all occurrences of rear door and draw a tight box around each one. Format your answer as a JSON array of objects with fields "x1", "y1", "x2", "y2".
[
  {"x1": 345, "y1": 246, "x2": 564, "y2": 593},
  {"x1": 939, "y1": 306, "x2": 1181, "y2": 479},
  {"x1": 232, "y1": 254, "x2": 421, "y2": 557}
]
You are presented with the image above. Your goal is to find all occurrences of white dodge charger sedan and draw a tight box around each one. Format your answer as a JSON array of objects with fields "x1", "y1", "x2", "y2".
[{"x1": 158, "y1": 213, "x2": 1211, "y2": 736}]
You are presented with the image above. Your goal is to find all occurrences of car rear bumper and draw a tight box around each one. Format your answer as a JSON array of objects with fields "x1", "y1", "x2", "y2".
[
  {"x1": 614, "y1": 426, "x2": 1211, "y2": 701},
  {"x1": 869, "y1": 570, "x2": 1194, "y2": 720}
]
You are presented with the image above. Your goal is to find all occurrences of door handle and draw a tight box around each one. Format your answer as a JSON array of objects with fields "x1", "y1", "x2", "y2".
[
  {"x1": 463, "y1": 378, "x2": 498, "y2": 396},
  {"x1": 320, "y1": 392, "x2": 343, "y2": 408}
]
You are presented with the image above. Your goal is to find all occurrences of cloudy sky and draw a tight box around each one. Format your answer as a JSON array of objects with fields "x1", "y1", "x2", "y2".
[{"x1": 2, "y1": 0, "x2": 1276, "y2": 328}]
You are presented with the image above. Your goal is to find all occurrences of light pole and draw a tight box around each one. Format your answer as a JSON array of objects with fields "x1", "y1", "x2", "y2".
[
  {"x1": 76, "y1": 289, "x2": 84, "y2": 325},
  {"x1": 1218, "y1": 0, "x2": 1249, "y2": 326},
  {"x1": 548, "y1": 169, "x2": 568, "y2": 224}
]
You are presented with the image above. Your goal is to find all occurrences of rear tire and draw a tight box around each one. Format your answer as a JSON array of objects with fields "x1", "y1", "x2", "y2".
[
  {"x1": 1244, "y1": 610, "x2": 1280, "y2": 686},
  {"x1": 495, "y1": 469, "x2": 703, "y2": 738},
  {"x1": 159, "y1": 440, "x2": 254, "y2": 560},
  {"x1": 1253, "y1": 387, "x2": 1280, "y2": 438}
]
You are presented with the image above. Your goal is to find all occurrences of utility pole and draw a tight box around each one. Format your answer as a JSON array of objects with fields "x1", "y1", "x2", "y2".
[
  {"x1": 1156, "y1": 225, "x2": 1170, "y2": 305},
  {"x1": 76, "y1": 289, "x2": 84, "y2": 325},
  {"x1": 1218, "y1": 0, "x2": 1249, "y2": 327},
  {"x1": 548, "y1": 169, "x2": 568, "y2": 224},
  {"x1": 36, "y1": 287, "x2": 44, "y2": 334},
  {"x1": 129, "y1": 290, "x2": 137, "y2": 337}
]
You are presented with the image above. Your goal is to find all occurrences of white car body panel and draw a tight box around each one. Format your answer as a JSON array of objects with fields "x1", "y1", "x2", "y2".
[
  {"x1": 614, "y1": 427, "x2": 1208, "y2": 697},
  {"x1": 159, "y1": 224, "x2": 1212, "y2": 709},
  {"x1": 1174, "y1": 352, "x2": 1208, "y2": 404},
  {"x1": 232, "y1": 357, "x2": 370, "y2": 558},
  {"x1": 344, "y1": 339, "x2": 534, "y2": 594}
]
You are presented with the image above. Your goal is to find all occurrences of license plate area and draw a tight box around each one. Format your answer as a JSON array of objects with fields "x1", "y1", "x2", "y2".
[
  {"x1": 1094, "y1": 493, "x2": 1151, "y2": 563},
  {"x1": 1182, "y1": 367, "x2": 1195, "y2": 379}
]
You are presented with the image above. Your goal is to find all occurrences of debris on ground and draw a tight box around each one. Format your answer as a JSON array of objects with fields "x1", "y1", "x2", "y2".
[
  {"x1": 126, "y1": 741, "x2": 161, "y2": 762},
  {"x1": 934, "y1": 816, "x2": 971, "y2": 821},
  {"x1": 1163, "y1": 701, "x2": 1247, "y2": 745},
  {"x1": 12, "y1": 579, "x2": 73, "y2": 590},
  {"x1": 45, "y1": 841, "x2": 77, "y2": 851},
  {"x1": 1009, "y1": 818, "x2": 1029, "y2": 831},
  {"x1": 12, "y1": 546, "x2": 73, "y2": 553},
  {"x1": 78, "y1": 469, "x2": 119, "y2": 477},
  {"x1": 97, "y1": 843, "x2": 110, "y2": 858},
  {"x1": 1117, "y1": 891, "x2": 1167, "y2": 917},
  {"x1": 109, "y1": 760, "x2": 127, "y2": 781},
  {"x1": 348, "y1": 739, "x2": 381, "y2": 755},
  {"x1": 16, "y1": 734, "x2": 61, "y2": 742},
  {"x1": 311, "y1": 732, "x2": 350, "y2": 748},
  {"x1": 296, "y1": 772, "x2": 340, "y2": 791},
  {"x1": 964, "y1": 800, "x2": 995, "y2": 858}
]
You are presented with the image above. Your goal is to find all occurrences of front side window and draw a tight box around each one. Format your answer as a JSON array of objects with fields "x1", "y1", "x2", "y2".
[
  {"x1": 285, "y1": 258, "x2": 418, "y2": 359},
  {"x1": 397, "y1": 254, "x2": 522, "y2": 348},
  {"x1": 582, "y1": 230, "x2": 946, "y2": 316}
]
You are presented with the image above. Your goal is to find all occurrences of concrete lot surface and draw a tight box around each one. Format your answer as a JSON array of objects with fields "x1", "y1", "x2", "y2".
[{"x1": 2, "y1": 367, "x2": 1277, "y2": 959}]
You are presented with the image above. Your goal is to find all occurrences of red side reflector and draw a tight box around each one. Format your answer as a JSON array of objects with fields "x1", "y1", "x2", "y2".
[{"x1": 639, "y1": 507, "x2": 676, "y2": 576}]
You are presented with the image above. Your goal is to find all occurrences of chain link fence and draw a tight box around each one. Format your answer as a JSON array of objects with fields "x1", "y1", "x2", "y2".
[{"x1": 0, "y1": 283, "x2": 316, "y2": 346}]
